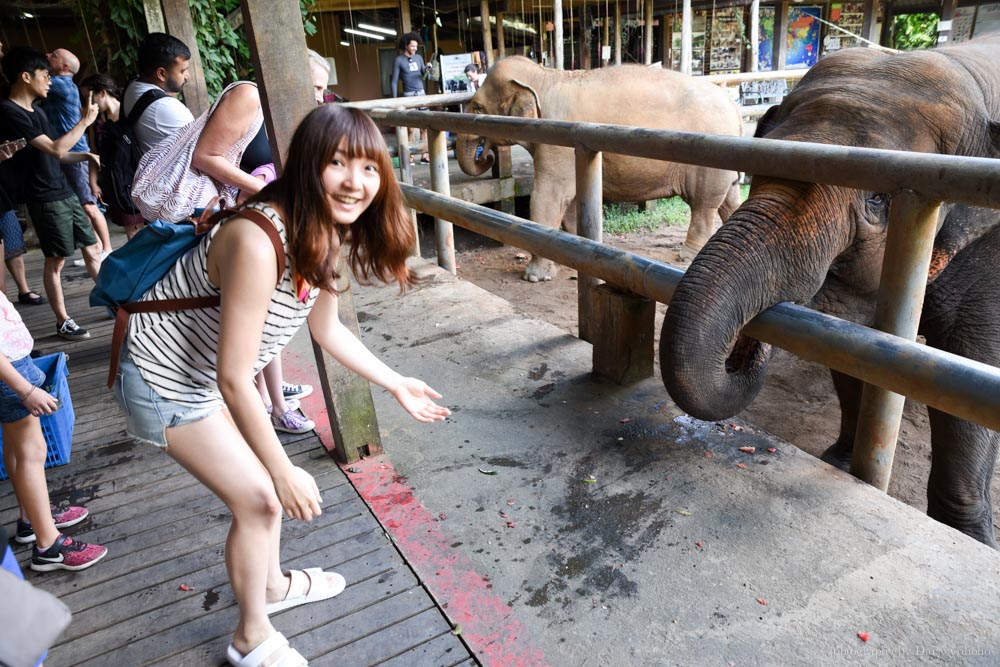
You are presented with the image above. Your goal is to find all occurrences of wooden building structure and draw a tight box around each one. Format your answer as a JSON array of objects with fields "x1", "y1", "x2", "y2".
[{"x1": 3, "y1": 0, "x2": 999, "y2": 105}]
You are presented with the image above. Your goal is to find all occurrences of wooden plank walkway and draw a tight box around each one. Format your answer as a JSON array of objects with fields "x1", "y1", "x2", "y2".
[{"x1": 0, "y1": 231, "x2": 473, "y2": 667}]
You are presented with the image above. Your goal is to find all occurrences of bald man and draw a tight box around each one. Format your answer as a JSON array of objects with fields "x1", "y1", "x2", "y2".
[{"x1": 41, "y1": 48, "x2": 112, "y2": 260}]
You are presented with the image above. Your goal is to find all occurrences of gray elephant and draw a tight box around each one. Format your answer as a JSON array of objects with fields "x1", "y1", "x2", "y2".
[
  {"x1": 456, "y1": 56, "x2": 743, "y2": 281},
  {"x1": 660, "y1": 37, "x2": 1000, "y2": 547}
]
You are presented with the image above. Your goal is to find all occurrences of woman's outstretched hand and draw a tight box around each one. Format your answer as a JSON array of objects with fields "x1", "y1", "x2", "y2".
[
  {"x1": 272, "y1": 466, "x2": 323, "y2": 521},
  {"x1": 391, "y1": 377, "x2": 451, "y2": 423}
]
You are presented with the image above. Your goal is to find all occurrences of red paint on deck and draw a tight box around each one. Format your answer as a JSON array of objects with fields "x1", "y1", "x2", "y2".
[
  {"x1": 281, "y1": 343, "x2": 549, "y2": 666},
  {"x1": 348, "y1": 455, "x2": 550, "y2": 667}
]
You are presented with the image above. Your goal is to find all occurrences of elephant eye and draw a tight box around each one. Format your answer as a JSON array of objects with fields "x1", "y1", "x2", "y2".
[{"x1": 868, "y1": 193, "x2": 887, "y2": 207}]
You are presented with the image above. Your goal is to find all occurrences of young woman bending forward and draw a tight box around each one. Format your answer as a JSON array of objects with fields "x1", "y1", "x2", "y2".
[{"x1": 113, "y1": 105, "x2": 450, "y2": 667}]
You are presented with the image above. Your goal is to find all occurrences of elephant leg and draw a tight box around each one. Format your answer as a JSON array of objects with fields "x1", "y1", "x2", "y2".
[
  {"x1": 680, "y1": 207, "x2": 722, "y2": 261},
  {"x1": 820, "y1": 369, "x2": 863, "y2": 472},
  {"x1": 926, "y1": 409, "x2": 1000, "y2": 548},
  {"x1": 524, "y1": 162, "x2": 573, "y2": 282},
  {"x1": 719, "y1": 180, "x2": 742, "y2": 221}
]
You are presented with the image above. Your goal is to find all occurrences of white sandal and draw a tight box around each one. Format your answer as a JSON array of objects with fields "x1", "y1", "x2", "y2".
[
  {"x1": 226, "y1": 632, "x2": 307, "y2": 666},
  {"x1": 265, "y1": 568, "x2": 346, "y2": 615}
]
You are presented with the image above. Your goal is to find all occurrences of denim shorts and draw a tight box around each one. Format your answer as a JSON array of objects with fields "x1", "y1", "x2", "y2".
[
  {"x1": 0, "y1": 209, "x2": 26, "y2": 260},
  {"x1": 113, "y1": 349, "x2": 219, "y2": 448},
  {"x1": 0, "y1": 355, "x2": 45, "y2": 424},
  {"x1": 61, "y1": 162, "x2": 97, "y2": 206}
]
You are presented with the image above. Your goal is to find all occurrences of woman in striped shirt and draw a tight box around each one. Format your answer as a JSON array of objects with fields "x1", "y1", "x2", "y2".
[{"x1": 114, "y1": 105, "x2": 450, "y2": 667}]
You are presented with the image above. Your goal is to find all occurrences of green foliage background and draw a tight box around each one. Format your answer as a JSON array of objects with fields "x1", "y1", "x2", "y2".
[
  {"x1": 892, "y1": 13, "x2": 939, "y2": 51},
  {"x1": 76, "y1": 0, "x2": 317, "y2": 98}
]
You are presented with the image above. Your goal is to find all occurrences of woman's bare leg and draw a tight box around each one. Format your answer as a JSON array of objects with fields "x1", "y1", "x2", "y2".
[
  {"x1": 3, "y1": 418, "x2": 60, "y2": 548},
  {"x1": 262, "y1": 355, "x2": 290, "y2": 417},
  {"x1": 164, "y1": 412, "x2": 287, "y2": 654}
]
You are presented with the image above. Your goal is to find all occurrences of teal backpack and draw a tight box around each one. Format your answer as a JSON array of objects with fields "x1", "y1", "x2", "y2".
[{"x1": 91, "y1": 207, "x2": 285, "y2": 387}]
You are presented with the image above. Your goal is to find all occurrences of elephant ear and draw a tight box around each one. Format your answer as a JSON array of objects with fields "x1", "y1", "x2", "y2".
[
  {"x1": 989, "y1": 119, "x2": 1000, "y2": 157},
  {"x1": 754, "y1": 105, "x2": 782, "y2": 139},
  {"x1": 501, "y1": 78, "x2": 542, "y2": 119},
  {"x1": 928, "y1": 204, "x2": 1000, "y2": 283}
]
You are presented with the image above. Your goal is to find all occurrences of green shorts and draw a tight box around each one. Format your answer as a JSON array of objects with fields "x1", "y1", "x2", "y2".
[{"x1": 27, "y1": 196, "x2": 97, "y2": 258}]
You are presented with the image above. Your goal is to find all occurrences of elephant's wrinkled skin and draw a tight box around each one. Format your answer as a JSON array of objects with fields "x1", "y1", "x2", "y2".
[
  {"x1": 456, "y1": 56, "x2": 743, "y2": 282},
  {"x1": 660, "y1": 36, "x2": 1000, "y2": 547}
]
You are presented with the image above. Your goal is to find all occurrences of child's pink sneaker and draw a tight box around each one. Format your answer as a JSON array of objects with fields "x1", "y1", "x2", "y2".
[
  {"x1": 14, "y1": 505, "x2": 89, "y2": 544},
  {"x1": 31, "y1": 534, "x2": 107, "y2": 572}
]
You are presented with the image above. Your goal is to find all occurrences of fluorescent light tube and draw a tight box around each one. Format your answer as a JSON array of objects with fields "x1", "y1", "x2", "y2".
[
  {"x1": 343, "y1": 28, "x2": 385, "y2": 40},
  {"x1": 358, "y1": 23, "x2": 398, "y2": 36}
]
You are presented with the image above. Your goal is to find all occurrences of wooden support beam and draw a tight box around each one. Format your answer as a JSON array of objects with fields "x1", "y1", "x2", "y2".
[
  {"x1": 657, "y1": 11, "x2": 667, "y2": 67},
  {"x1": 554, "y1": 0, "x2": 565, "y2": 69},
  {"x1": 310, "y1": 278, "x2": 383, "y2": 463},
  {"x1": 602, "y1": 14, "x2": 610, "y2": 66},
  {"x1": 614, "y1": 0, "x2": 622, "y2": 65},
  {"x1": 750, "y1": 0, "x2": 760, "y2": 72},
  {"x1": 492, "y1": 146, "x2": 515, "y2": 216},
  {"x1": 592, "y1": 284, "x2": 655, "y2": 385},
  {"x1": 497, "y1": 11, "x2": 507, "y2": 58},
  {"x1": 773, "y1": 2, "x2": 790, "y2": 71},
  {"x1": 481, "y1": 0, "x2": 495, "y2": 67},
  {"x1": 160, "y1": 0, "x2": 210, "y2": 116},
  {"x1": 242, "y1": 0, "x2": 383, "y2": 463},
  {"x1": 575, "y1": 147, "x2": 602, "y2": 343},
  {"x1": 399, "y1": 0, "x2": 412, "y2": 33},
  {"x1": 142, "y1": 0, "x2": 166, "y2": 33},
  {"x1": 879, "y1": 6, "x2": 893, "y2": 48},
  {"x1": 861, "y1": 0, "x2": 881, "y2": 45},
  {"x1": 643, "y1": 0, "x2": 653, "y2": 65},
  {"x1": 681, "y1": 0, "x2": 692, "y2": 74},
  {"x1": 313, "y1": 0, "x2": 397, "y2": 9}
]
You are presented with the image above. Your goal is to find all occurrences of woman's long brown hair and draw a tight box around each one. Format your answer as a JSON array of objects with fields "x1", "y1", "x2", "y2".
[{"x1": 248, "y1": 105, "x2": 415, "y2": 292}]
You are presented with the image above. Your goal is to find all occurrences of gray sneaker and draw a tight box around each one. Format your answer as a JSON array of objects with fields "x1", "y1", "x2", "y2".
[{"x1": 57, "y1": 318, "x2": 90, "y2": 340}]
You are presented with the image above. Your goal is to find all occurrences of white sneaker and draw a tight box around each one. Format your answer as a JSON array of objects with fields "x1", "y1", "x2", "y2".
[{"x1": 74, "y1": 250, "x2": 110, "y2": 268}]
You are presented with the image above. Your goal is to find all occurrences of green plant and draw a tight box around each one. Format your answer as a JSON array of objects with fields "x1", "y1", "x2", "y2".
[
  {"x1": 75, "y1": 0, "x2": 319, "y2": 99},
  {"x1": 892, "y1": 13, "x2": 939, "y2": 51},
  {"x1": 76, "y1": 0, "x2": 146, "y2": 82},
  {"x1": 603, "y1": 185, "x2": 750, "y2": 235}
]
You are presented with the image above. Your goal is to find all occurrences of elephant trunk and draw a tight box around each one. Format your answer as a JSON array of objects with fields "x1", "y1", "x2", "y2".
[
  {"x1": 660, "y1": 183, "x2": 845, "y2": 421},
  {"x1": 456, "y1": 133, "x2": 495, "y2": 176}
]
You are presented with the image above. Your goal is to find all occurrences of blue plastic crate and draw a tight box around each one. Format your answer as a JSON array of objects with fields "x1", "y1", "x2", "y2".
[{"x1": 0, "y1": 353, "x2": 75, "y2": 481}]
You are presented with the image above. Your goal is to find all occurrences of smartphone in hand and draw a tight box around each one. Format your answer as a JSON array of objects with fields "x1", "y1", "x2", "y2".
[{"x1": 0, "y1": 138, "x2": 27, "y2": 161}]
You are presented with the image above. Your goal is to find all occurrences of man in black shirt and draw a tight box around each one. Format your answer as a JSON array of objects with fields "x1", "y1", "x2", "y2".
[
  {"x1": 390, "y1": 32, "x2": 431, "y2": 164},
  {"x1": 0, "y1": 47, "x2": 101, "y2": 340}
]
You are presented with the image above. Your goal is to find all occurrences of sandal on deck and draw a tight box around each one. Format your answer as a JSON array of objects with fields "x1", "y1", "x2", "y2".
[
  {"x1": 265, "y1": 568, "x2": 346, "y2": 615},
  {"x1": 227, "y1": 632, "x2": 307, "y2": 667},
  {"x1": 18, "y1": 292, "x2": 46, "y2": 305}
]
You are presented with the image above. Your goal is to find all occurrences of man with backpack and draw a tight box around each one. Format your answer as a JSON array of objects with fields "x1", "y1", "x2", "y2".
[
  {"x1": 85, "y1": 33, "x2": 193, "y2": 236},
  {"x1": 0, "y1": 47, "x2": 102, "y2": 341},
  {"x1": 121, "y1": 33, "x2": 193, "y2": 156}
]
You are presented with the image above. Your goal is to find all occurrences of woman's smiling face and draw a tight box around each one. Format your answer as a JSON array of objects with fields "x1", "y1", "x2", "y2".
[{"x1": 322, "y1": 138, "x2": 381, "y2": 225}]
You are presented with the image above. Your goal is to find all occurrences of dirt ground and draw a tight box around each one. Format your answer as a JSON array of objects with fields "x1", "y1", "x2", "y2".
[{"x1": 441, "y1": 215, "x2": 1000, "y2": 545}]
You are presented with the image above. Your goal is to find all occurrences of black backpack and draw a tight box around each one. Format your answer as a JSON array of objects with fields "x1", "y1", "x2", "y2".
[{"x1": 96, "y1": 87, "x2": 166, "y2": 215}]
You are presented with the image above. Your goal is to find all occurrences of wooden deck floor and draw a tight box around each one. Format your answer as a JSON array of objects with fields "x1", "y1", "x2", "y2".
[{"x1": 0, "y1": 236, "x2": 474, "y2": 667}]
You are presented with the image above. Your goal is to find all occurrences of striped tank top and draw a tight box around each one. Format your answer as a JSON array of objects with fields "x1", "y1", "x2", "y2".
[{"x1": 127, "y1": 202, "x2": 320, "y2": 408}]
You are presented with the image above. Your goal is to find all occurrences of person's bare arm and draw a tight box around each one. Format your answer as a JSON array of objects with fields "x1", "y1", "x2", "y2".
[
  {"x1": 0, "y1": 354, "x2": 58, "y2": 417},
  {"x1": 29, "y1": 92, "x2": 99, "y2": 159},
  {"x1": 210, "y1": 218, "x2": 322, "y2": 520},
  {"x1": 190, "y1": 84, "x2": 265, "y2": 201},
  {"x1": 308, "y1": 290, "x2": 450, "y2": 423}
]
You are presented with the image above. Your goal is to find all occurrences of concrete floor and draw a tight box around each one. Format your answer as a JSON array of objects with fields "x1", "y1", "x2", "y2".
[{"x1": 294, "y1": 259, "x2": 1000, "y2": 666}]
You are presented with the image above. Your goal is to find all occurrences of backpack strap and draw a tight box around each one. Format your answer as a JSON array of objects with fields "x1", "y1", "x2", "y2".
[
  {"x1": 106, "y1": 208, "x2": 288, "y2": 388},
  {"x1": 125, "y1": 88, "x2": 167, "y2": 126},
  {"x1": 204, "y1": 206, "x2": 287, "y2": 282}
]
